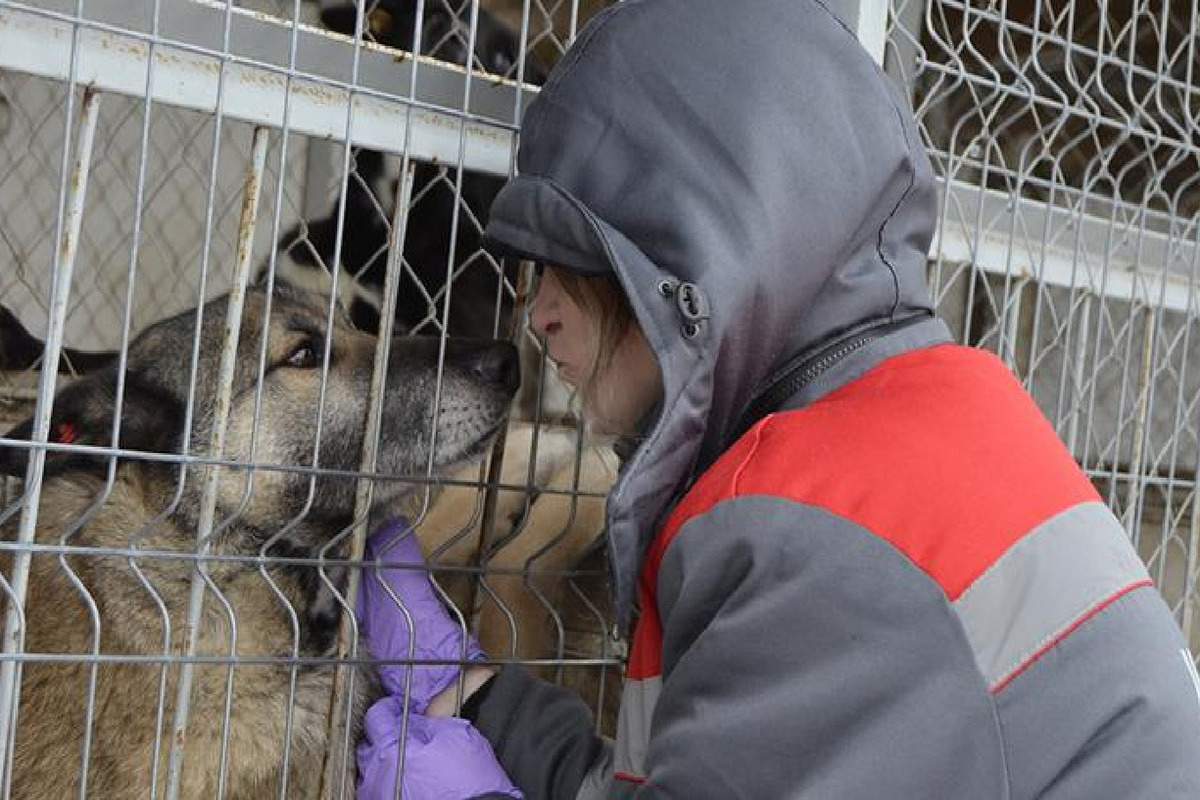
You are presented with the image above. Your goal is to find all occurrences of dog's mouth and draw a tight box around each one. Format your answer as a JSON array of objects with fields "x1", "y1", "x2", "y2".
[
  {"x1": 367, "y1": 412, "x2": 505, "y2": 517},
  {"x1": 432, "y1": 411, "x2": 507, "y2": 471},
  {"x1": 369, "y1": 401, "x2": 509, "y2": 495}
]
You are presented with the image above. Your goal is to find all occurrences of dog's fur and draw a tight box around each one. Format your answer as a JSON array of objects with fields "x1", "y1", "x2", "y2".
[
  {"x1": 0, "y1": 285, "x2": 518, "y2": 797},
  {"x1": 416, "y1": 422, "x2": 617, "y2": 661},
  {"x1": 0, "y1": 9, "x2": 608, "y2": 784},
  {"x1": 0, "y1": 1, "x2": 570, "y2": 418}
]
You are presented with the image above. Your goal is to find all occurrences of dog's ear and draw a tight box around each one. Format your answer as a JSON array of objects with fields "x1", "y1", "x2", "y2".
[
  {"x1": 0, "y1": 304, "x2": 46, "y2": 372},
  {"x1": 0, "y1": 368, "x2": 183, "y2": 478}
]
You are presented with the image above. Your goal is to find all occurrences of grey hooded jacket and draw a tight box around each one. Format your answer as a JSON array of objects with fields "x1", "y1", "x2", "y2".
[{"x1": 463, "y1": 1, "x2": 1200, "y2": 797}]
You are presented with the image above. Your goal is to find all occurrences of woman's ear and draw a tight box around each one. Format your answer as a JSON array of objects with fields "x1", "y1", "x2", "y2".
[{"x1": 0, "y1": 368, "x2": 182, "y2": 478}]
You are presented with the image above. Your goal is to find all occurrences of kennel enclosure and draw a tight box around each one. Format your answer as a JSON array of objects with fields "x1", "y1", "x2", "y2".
[{"x1": 0, "y1": 0, "x2": 1198, "y2": 795}]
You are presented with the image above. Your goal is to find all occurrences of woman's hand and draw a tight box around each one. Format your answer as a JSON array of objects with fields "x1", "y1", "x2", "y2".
[
  {"x1": 355, "y1": 520, "x2": 518, "y2": 799},
  {"x1": 357, "y1": 520, "x2": 484, "y2": 712},
  {"x1": 357, "y1": 695, "x2": 521, "y2": 799}
]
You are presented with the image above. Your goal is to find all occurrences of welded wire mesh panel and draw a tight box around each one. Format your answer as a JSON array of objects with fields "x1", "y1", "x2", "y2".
[
  {"x1": 886, "y1": 1, "x2": 1200, "y2": 651},
  {"x1": 0, "y1": 72, "x2": 311, "y2": 350},
  {"x1": 0, "y1": 0, "x2": 620, "y2": 795},
  {"x1": 292, "y1": 1, "x2": 612, "y2": 344}
]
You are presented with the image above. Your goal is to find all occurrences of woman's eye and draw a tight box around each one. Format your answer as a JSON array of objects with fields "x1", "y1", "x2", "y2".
[{"x1": 285, "y1": 340, "x2": 321, "y2": 368}]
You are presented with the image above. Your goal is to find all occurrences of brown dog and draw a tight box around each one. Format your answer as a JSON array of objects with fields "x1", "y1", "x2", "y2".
[
  {"x1": 415, "y1": 422, "x2": 617, "y2": 663},
  {"x1": 0, "y1": 285, "x2": 518, "y2": 798}
]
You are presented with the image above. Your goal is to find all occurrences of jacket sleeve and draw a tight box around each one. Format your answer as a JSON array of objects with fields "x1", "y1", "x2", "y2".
[
  {"x1": 635, "y1": 495, "x2": 1009, "y2": 798},
  {"x1": 463, "y1": 664, "x2": 614, "y2": 800}
]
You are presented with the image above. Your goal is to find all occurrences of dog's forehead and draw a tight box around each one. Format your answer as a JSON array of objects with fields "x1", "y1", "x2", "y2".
[
  {"x1": 261, "y1": 286, "x2": 356, "y2": 333},
  {"x1": 265, "y1": 297, "x2": 325, "y2": 332},
  {"x1": 122, "y1": 289, "x2": 352, "y2": 372}
]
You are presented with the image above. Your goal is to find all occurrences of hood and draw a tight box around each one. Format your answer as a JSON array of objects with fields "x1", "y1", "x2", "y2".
[{"x1": 484, "y1": 0, "x2": 939, "y2": 620}]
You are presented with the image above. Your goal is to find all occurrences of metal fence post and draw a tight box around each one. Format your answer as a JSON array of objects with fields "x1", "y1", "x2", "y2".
[
  {"x1": 825, "y1": 0, "x2": 891, "y2": 65},
  {"x1": 0, "y1": 86, "x2": 102, "y2": 789}
]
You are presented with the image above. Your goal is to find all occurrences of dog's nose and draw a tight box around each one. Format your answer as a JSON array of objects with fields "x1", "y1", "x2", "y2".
[{"x1": 462, "y1": 340, "x2": 520, "y2": 397}]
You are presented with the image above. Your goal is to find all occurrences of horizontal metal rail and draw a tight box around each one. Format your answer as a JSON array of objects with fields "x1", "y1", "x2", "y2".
[
  {"x1": 0, "y1": 436, "x2": 609, "y2": 498},
  {"x1": 0, "y1": 0, "x2": 532, "y2": 176},
  {"x1": 0, "y1": 540, "x2": 610, "y2": 578},
  {"x1": 935, "y1": 178, "x2": 1200, "y2": 314},
  {"x1": 0, "y1": 652, "x2": 621, "y2": 668}
]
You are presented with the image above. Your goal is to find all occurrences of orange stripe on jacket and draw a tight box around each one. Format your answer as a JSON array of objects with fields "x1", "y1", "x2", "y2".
[{"x1": 628, "y1": 345, "x2": 1098, "y2": 681}]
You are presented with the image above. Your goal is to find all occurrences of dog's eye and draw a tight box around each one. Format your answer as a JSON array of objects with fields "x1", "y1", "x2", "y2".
[{"x1": 285, "y1": 339, "x2": 322, "y2": 369}]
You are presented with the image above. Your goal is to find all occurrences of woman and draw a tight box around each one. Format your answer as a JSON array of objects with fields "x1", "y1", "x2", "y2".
[{"x1": 357, "y1": 0, "x2": 1200, "y2": 797}]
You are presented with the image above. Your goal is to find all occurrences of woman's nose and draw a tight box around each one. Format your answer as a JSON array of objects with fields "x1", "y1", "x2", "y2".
[{"x1": 528, "y1": 277, "x2": 558, "y2": 337}]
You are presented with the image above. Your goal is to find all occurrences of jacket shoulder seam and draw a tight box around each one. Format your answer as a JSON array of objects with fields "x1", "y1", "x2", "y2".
[{"x1": 730, "y1": 415, "x2": 770, "y2": 496}]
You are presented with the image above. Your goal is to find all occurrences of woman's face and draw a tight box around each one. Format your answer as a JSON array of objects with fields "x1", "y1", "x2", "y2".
[{"x1": 528, "y1": 266, "x2": 662, "y2": 436}]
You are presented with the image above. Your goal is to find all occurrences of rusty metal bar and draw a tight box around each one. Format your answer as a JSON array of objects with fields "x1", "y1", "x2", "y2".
[
  {"x1": 0, "y1": 85, "x2": 102, "y2": 787},
  {"x1": 163, "y1": 124, "x2": 271, "y2": 800}
]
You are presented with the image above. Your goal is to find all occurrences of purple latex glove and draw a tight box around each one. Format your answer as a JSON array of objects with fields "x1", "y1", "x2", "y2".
[
  {"x1": 356, "y1": 694, "x2": 522, "y2": 800},
  {"x1": 357, "y1": 519, "x2": 485, "y2": 711}
]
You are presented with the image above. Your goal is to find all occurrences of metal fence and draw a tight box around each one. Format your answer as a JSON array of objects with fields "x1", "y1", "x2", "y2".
[
  {"x1": 0, "y1": 0, "x2": 1197, "y2": 795},
  {"x1": 0, "y1": 1, "x2": 617, "y2": 796},
  {"x1": 879, "y1": 0, "x2": 1200, "y2": 654}
]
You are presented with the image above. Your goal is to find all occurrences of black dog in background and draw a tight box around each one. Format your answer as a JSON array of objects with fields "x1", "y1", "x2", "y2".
[{"x1": 0, "y1": 1, "x2": 544, "y2": 373}]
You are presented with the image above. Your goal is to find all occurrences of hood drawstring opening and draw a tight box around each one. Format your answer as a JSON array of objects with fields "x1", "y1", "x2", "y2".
[{"x1": 657, "y1": 278, "x2": 709, "y2": 340}]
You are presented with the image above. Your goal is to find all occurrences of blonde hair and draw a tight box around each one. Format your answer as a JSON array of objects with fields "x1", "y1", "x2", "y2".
[{"x1": 547, "y1": 268, "x2": 635, "y2": 399}]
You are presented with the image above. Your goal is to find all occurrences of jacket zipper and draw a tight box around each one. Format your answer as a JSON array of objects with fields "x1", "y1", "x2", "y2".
[
  {"x1": 788, "y1": 332, "x2": 876, "y2": 391},
  {"x1": 730, "y1": 314, "x2": 931, "y2": 444}
]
